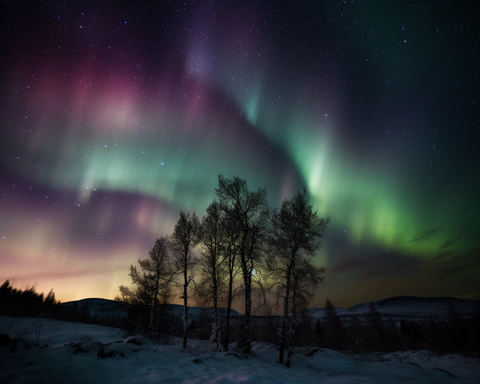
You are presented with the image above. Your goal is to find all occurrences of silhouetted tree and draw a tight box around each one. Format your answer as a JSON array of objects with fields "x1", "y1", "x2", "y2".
[
  {"x1": 268, "y1": 188, "x2": 328, "y2": 366},
  {"x1": 116, "y1": 236, "x2": 175, "y2": 336},
  {"x1": 220, "y1": 204, "x2": 242, "y2": 351},
  {"x1": 315, "y1": 319, "x2": 323, "y2": 344},
  {"x1": 345, "y1": 315, "x2": 363, "y2": 352},
  {"x1": 0, "y1": 280, "x2": 59, "y2": 317},
  {"x1": 294, "y1": 308, "x2": 315, "y2": 349},
  {"x1": 365, "y1": 302, "x2": 385, "y2": 351},
  {"x1": 215, "y1": 174, "x2": 269, "y2": 354},
  {"x1": 171, "y1": 210, "x2": 200, "y2": 349},
  {"x1": 44, "y1": 289, "x2": 58, "y2": 307},
  {"x1": 285, "y1": 258, "x2": 326, "y2": 364},
  {"x1": 323, "y1": 298, "x2": 344, "y2": 350},
  {"x1": 196, "y1": 200, "x2": 227, "y2": 350}
]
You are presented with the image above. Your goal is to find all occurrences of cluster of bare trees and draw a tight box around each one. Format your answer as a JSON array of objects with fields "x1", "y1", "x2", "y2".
[{"x1": 116, "y1": 174, "x2": 329, "y2": 365}]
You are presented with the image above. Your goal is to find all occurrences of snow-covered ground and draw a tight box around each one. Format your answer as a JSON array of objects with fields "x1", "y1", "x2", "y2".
[{"x1": 1, "y1": 316, "x2": 478, "y2": 383}]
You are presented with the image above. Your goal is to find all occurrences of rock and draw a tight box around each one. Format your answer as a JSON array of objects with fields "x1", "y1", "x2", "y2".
[{"x1": 0, "y1": 334, "x2": 11, "y2": 348}]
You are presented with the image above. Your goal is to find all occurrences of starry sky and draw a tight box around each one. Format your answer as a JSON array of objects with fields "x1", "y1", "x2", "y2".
[{"x1": 1, "y1": 0, "x2": 478, "y2": 309}]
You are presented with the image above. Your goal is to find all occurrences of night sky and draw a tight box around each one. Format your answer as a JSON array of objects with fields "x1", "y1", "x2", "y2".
[{"x1": 1, "y1": 1, "x2": 478, "y2": 309}]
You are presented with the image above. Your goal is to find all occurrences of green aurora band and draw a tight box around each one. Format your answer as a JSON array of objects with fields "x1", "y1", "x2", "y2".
[{"x1": 1, "y1": 0, "x2": 478, "y2": 305}]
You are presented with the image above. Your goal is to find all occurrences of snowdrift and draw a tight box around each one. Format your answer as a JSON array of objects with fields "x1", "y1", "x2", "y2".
[{"x1": 1, "y1": 316, "x2": 479, "y2": 383}]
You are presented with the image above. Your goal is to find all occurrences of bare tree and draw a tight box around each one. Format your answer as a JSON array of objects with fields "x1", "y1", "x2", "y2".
[
  {"x1": 285, "y1": 258, "x2": 326, "y2": 366},
  {"x1": 171, "y1": 210, "x2": 200, "y2": 349},
  {"x1": 322, "y1": 298, "x2": 344, "y2": 350},
  {"x1": 215, "y1": 174, "x2": 269, "y2": 354},
  {"x1": 220, "y1": 204, "x2": 242, "y2": 351},
  {"x1": 116, "y1": 235, "x2": 175, "y2": 336},
  {"x1": 268, "y1": 188, "x2": 328, "y2": 366},
  {"x1": 196, "y1": 200, "x2": 226, "y2": 350}
]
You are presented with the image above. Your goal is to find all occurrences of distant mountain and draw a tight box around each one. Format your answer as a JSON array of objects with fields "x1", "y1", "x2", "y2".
[
  {"x1": 59, "y1": 298, "x2": 242, "y2": 321},
  {"x1": 307, "y1": 296, "x2": 480, "y2": 321},
  {"x1": 60, "y1": 295, "x2": 479, "y2": 323},
  {"x1": 59, "y1": 298, "x2": 130, "y2": 317}
]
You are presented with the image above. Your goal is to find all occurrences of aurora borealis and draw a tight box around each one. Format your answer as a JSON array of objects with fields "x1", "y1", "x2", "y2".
[{"x1": 1, "y1": 1, "x2": 478, "y2": 308}]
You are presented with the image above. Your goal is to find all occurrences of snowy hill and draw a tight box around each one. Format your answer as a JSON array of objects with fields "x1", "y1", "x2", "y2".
[
  {"x1": 1, "y1": 316, "x2": 479, "y2": 383},
  {"x1": 308, "y1": 296, "x2": 480, "y2": 321}
]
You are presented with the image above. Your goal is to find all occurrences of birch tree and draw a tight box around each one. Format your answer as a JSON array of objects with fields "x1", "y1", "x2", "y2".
[
  {"x1": 196, "y1": 200, "x2": 226, "y2": 350},
  {"x1": 171, "y1": 210, "x2": 200, "y2": 349},
  {"x1": 116, "y1": 235, "x2": 175, "y2": 336},
  {"x1": 220, "y1": 204, "x2": 242, "y2": 351},
  {"x1": 269, "y1": 188, "x2": 328, "y2": 366},
  {"x1": 215, "y1": 174, "x2": 269, "y2": 354}
]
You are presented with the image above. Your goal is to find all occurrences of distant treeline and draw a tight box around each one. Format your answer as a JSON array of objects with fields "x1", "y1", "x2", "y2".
[
  {"x1": 118, "y1": 297, "x2": 480, "y2": 356},
  {"x1": 0, "y1": 280, "x2": 59, "y2": 317},
  {"x1": 223, "y1": 298, "x2": 480, "y2": 356},
  {"x1": 0, "y1": 280, "x2": 123, "y2": 328},
  {"x1": 307, "y1": 299, "x2": 480, "y2": 356},
  {"x1": 1, "y1": 279, "x2": 478, "y2": 356}
]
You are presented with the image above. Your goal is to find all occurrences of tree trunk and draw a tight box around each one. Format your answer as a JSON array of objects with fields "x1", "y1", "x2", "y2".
[
  {"x1": 280, "y1": 262, "x2": 292, "y2": 364},
  {"x1": 150, "y1": 298, "x2": 155, "y2": 338},
  {"x1": 183, "y1": 253, "x2": 188, "y2": 349},
  {"x1": 224, "y1": 266, "x2": 234, "y2": 352},
  {"x1": 243, "y1": 271, "x2": 252, "y2": 354},
  {"x1": 213, "y1": 268, "x2": 219, "y2": 350},
  {"x1": 286, "y1": 324, "x2": 294, "y2": 367},
  {"x1": 286, "y1": 294, "x2": 296, "y2": 367}
]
